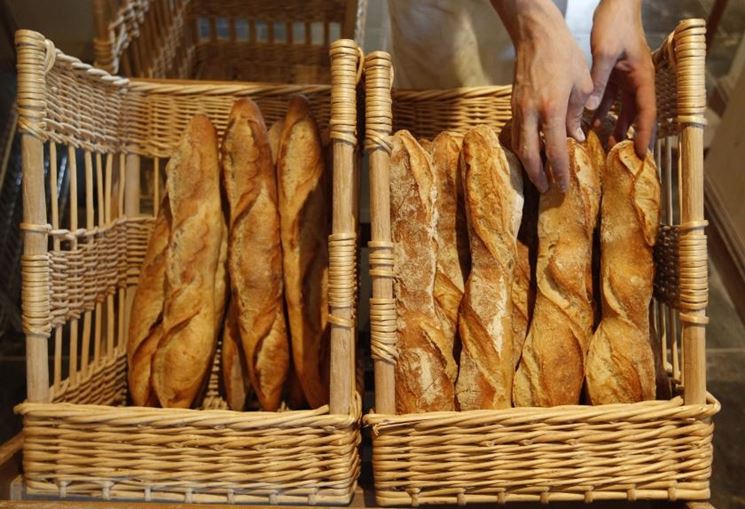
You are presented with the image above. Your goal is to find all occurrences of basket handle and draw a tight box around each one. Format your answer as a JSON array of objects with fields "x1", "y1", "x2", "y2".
[
  {"x1": 328, "y1": 39, "x2": 363, "y2": 416},
  {"x1": 365, "y1": 51, "x2": 397, "y2": 415}
]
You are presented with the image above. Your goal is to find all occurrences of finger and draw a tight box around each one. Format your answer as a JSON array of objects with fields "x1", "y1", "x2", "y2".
[
  {"x1": 632, "y1": 68, "x2": 657, "y2": 158},
  {"x1": 515, "y1": 109, "x2": 548, "y2": 193},
  {"x1": 587, "y1": 53, "x2": 616, "y2": 111},
  {"x1": 611, "y1": 93, "x2": 635, "y2": 145},
  {"x1": 591, "y1": 81, "x2": 616, "y2": 128},
  {"x1": 567, "y1": 75, "x2": 594, "y2": 142},
  {"x1": 542, "y1": 107, "x2": 570, "y2": 192}
]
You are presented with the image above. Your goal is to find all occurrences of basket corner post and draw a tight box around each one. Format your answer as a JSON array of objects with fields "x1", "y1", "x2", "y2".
[
  {"x1": 364, "y1": 51, "x2": 397, "y2": 416},
  {"x1": 673, "y1": 18, "x2": 709, "y2": 406},
  {"x1": 15, "y1": 29, "x2": 52, "y2": 404},
  {"x1": 328, "y1": 38, "x2": 363, "y2": 416}
]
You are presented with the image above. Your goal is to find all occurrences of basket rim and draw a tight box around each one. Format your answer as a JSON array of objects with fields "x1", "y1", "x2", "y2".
[
  {"x1": 16, "y1": 391, "x2": 362, "y2": 428},
  {"x1": 365, "y1": 393, "x2": 719, "y2": 430}
]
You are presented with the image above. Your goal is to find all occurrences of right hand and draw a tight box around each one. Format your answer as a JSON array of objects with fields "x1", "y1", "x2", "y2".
[{"x1": 492, "y1": 0, "x2": 593, "y2": 192}]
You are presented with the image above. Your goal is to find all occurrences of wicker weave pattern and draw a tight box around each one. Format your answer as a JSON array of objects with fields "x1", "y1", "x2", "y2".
[
  {"x1": 17, "y1": 28, "x2": 362, "y2": 505},
  {"x1": 369, "y1": 396, "x2": 718, "y2": 506},
  {"x1": 365, "y1": 19, "x2": 717, "y2": 506},
  {"x1": 94, "y1": 0, "x2": 367, "y2": 82},
  {"x1": 18, "y1": 33, "x2": 333, "y2": 157}
]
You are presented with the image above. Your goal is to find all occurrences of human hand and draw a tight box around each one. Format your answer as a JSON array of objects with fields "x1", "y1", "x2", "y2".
[
  {"x1": 586, "y1": 0, "x2": 656, "y2": 157},
  {"x1": 492, "y1": 0, "x2": 593, "y2": 192}
]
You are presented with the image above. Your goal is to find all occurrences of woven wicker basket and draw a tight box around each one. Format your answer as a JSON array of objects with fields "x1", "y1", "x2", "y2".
[
  {"x1": 364, "y1": 18, "x2": 719, "y2": 507},
  {"x1": 15, "y1": 29, "x2": 363, "y2": 505},
  {"x1": 93, "y1": 0, "x2": 367, "y2": 82}
]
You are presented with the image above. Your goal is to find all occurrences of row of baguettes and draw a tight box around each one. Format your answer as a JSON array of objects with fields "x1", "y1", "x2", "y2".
[
  {"x1": 127, "y1": 96, "x2": 331, "y2": 411},
  {"x1": 391, "y1": 125, "x2": 660, "y2": 413}
]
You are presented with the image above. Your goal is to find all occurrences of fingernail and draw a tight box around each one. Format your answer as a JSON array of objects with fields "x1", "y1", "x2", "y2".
[
  {"x1": 586, "y1": 95, "x2": 600, "y2": 111},
  {"x1": 574, "y1": 128, "x2": 586, "y2": 142}
]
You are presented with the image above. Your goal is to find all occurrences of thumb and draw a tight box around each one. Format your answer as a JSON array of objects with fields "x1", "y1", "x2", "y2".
[{"x1": 586, "y1": 55, "x2": 615, "y2": 111}]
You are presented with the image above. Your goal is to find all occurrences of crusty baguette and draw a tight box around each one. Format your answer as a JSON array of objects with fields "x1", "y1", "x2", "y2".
[
  {"x1": 513, "y1": 139, "x2": 600, "y2": 407},
  {"x1": 391, "y1": 130, "x2": 456, "y2": 413},
  {"x1": 455, "y1": 126, "x2": 523, "y2": 410},
  {"x1": 222, "y1": 299, "x2": 250, "y2": 410},
  {"x1": 277, "y1": 95, "x2": 331, "y2": 409},
  {"x1": 585, "y1": 141, "x2": 659, "y2": 404},
  {"x1": 152, "y1": 115, "x2": 225, "y2": 408},
  {"x1": 429, "y1": 132, "x2": 469, "y2": 343},
  {"x1": 127, "y1": 196, "x2": 170, "y2": 407},
  {"x1": 223, "y1": 99, "x2": 290, "y2": 411}
]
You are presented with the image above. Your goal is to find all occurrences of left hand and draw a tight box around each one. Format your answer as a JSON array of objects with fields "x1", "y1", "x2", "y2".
[{"x1": 586, "y1": 0, "x2": 656, "y2": 157}]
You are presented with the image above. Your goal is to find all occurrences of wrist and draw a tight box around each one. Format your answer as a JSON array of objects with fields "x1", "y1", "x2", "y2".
[{"x1": 492, "y1": 0, "x2": 566, "y2": 47}]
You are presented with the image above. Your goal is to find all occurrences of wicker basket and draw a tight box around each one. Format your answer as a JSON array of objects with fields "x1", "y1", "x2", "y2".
[
  {"x1": 15, "y1": 29, "x2": 363, "y2": 505},
  {"x1": 93, "y1": 0, "x2": 367, "y2": 82},
  {"x1": 364, "y1": 18, "x2": 719, "y2": 506}
]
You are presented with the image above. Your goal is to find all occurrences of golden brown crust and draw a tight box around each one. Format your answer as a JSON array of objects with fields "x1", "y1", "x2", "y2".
[
  {"x1": 127, "y1": 196, "x2": 170, "y2": 407},
  {"x1": 429, "y1": 132, "x2": 469, "y2": 343},
  {"x1": 391, "y1": 130, "x2": 456, "y2": 413},
  {"x1": 152, "y1": 115, "x2": 225, "y2": 409},
  {"x1": 222, "y1": 99, "x2": 290, "y2": 411},
  {"x1": 222, "y1": 299, "x2": 250, "y2": 411},
  {"x1": 513, "y1": 139, "x2": 600, "y2": 407},
  {"x1": 511, "y1": 240, "x2": 531, "y2": 369},
  {"x1": 585, "y1": 141, "x2": 659, "y2": 404},
  {"x1": 277, "y1": 95, "x2": 331, "y2": 409},
  {"x1": 455, "y1": 126, "x2": 523, "y2": 410}
]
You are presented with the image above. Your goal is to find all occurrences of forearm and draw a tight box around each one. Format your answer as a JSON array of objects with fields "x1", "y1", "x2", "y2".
[{"x1": 491, "y1": 0, "x2": 567, "y2": 46}]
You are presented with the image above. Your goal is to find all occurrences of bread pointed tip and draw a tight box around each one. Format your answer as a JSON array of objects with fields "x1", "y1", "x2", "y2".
[{"x1": 227, "y1": 98, "x2": 266, "y2": 129}]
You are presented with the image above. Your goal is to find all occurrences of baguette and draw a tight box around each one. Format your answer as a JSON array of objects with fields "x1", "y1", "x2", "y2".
[
  {"x1": 223, "y1": 99, "x2": 290, "y2": 411},
  {"x1": 513, "y1": 139, "x2": 600, "y2": 406},
  {"x1": 391, "y1": 130, "x2": 456, "y2": 413},
  {"x1": 455, "y1": 126, "x2": 523, "y2": 410},
  {"x1": 429, "y1": 132, "x2": 469, "y2": 342},
  {"x1": 222, "y1": 299, "x2": 250, "y2": 410},
  {"x1": 277, "y1": 95, "x2": 331, "y2": 409},
  {"x1": 152, "y1": 115, "x2": 225, "y2": 408},
  {"x1": 127, "y1": 196, "x2": 170, "y2": 407},
  {"x1": 585, "y1": 141, "x2": 659, "y2": 404}
]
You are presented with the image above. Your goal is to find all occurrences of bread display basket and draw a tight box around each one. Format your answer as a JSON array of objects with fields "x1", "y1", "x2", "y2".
[
  {"x1": 364, "y1": 18, "x2": 719, "y2": 506},
  {"x1": 15, "y1": 29, "x2": 363, "y2": 505},
  {"x1": 92, "y1": 0, "x2": 368, "y2": 82}
]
